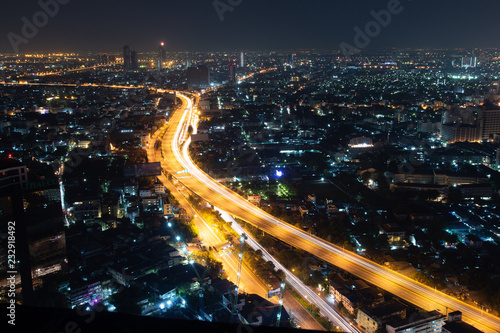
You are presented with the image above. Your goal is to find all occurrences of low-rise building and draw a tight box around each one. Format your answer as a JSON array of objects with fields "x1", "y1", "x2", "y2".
[
  {"x1": 247, "y1": 194, "x2": 262, "y2": 206},
  {"x1": 443, "y1": 311, "x2": 483, "y2": 333},
  {"x1": 124, "y1": 180, "x2": 138, "y2": 196},
  {"x1": 155, "y1": 182, "x2": 165, "y2": 194},
  {"x1": 379, "y1": 224, "x2": 406, "y2": 244},
  {"x1": 327, "y1": 203, "x2": 338, "y2": 214},
  {"x1": 71, "y1": 198, "x2": 101, "y2": 221},
  {"x1": 357, "y1": 300, "x2": 407, "y2": 333},
  {"x1": 139, "y1": 188, "x2": 152, "y2": 198},
  {"x1": 386, "y1": 310, "x2": 445, "y2": 333}
]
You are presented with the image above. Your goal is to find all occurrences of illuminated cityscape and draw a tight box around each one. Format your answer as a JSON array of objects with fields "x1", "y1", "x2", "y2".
[{"x1": 1, "y1": 1, "x2": 500, "y2": 333}]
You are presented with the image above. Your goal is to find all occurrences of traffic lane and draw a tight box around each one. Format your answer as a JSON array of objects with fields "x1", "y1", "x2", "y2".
[
  {"x1": 152, "y1": 98, "x2": 357, "y2": 332},
  {"x1": 168, "y1": 175, "x2": 500, "y2": 332},
  {"x1": 283, "y1": 291, "x2": 324, "y2": 331},
  {"x1": 157, "y1": 94, "x2": 500, "y2": 333}
]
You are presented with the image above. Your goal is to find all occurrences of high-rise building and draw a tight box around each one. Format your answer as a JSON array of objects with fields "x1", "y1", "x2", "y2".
[
  {"x1": 158, "y1": 42, "x2": 165, "y2": 71},
  {"x1": 187, "y1": 65, "x2": 210, "y2": 89},
  {"x1": 130, "y1": 50, "x2": 139, "y2": 70},
  {"x1": 442, "y1": 109, "x2": 475, "y2": 126},
  {"x1": 0, "y1": 159, "x2": 27, "y2": 191},
  {"x1": 441, "y1": 124, "x2": 481, "y2": 143},
  {"x1": 240, "y1": 51, "x2": 245, "y2": 68},
  {"x1": 228, "y1": 62, "x2": 237, "y2": 85},
  {"x1": 0, "y1": 158, "x2": 68, "y2": 307},
  {"x1": 123, "y1": 45, "x2": 131, "y2": 71},
  {"x1": 96, "y1": 53, "x2": 109, "y2": 64},
  {"x1": 478, "y1": 108, "x2": 500, "y2": 140}
]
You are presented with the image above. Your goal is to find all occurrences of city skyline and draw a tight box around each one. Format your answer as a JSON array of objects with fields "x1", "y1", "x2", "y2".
[{"x1": 2, "y1": 2, "x2": 500, "y2": 332}]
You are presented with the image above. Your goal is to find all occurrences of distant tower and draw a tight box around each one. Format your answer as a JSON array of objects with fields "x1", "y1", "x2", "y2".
[
  {"x1": 240, "y1": 51, "x2": 245, "y2": 68},
  {"x1": 123, "y1": 45, "x2": 131, "y2": 71},
  {"x1": 130, "y1": 51, "x2": 139, "y2": 70},
  {"x1": 158, "y1": 42, "x2": 165, "y2": 71},
  {"x1": 228, "y1": 62, "x2": 237, "y2": 85},
  {"x1": 391, "y1": 53, "x2": 398, "y2": 66}
]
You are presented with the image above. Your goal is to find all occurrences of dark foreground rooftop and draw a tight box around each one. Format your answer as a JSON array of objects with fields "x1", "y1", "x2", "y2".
[{"x1": 2, "y1": 304, "x2": 325, "y2": 333}]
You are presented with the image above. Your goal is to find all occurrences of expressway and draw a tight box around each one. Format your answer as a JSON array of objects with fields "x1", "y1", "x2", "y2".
[
  {"x1": 148, "y1": 132, "x2": 325, "y2": 330},
  {"x1": 151, "y1": 92, "x2": 500, "y2": 333},
  {"x1": 148, "y1": 95, "x2": 360, "y2": 332},
  {"x1": 214, "y1": 209, "x2": 358, "y2": 333}
]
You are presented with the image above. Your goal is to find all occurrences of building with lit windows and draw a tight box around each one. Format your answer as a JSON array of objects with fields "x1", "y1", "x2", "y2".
[
  {"x1": 441, "y1": 124, "x2": 481, "y2": 143},
  {"x1": 0, "y1": 158, "x2": 68, "y2": 307},
  {"x1": 386, "y1": 311, "x2": 445, "y2": 333},
  {"x1": 0, "y1": 158, "x2": 27, "y2": 191},
  {"x1": 479, "y1": 108, "x2": 500, "y2": 140}
]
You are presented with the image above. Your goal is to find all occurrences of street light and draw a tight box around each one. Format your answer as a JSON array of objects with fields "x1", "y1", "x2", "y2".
[{"x1": 176, "y1": 236, "x2": 181, "y2": 241}]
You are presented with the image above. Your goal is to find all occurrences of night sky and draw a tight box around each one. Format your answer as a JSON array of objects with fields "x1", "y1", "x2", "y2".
[{"x1": 2, "y1": 0, "x2": 500, "y2": 53}]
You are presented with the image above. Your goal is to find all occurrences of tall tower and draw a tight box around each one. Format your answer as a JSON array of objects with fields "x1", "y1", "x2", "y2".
[
  {"x1": 158, "y1": 42, "x2": 165, "y2": 71},
  {"x1": 130, "y1": 51, "x2": 139, "y2": 70},
  {"x1": 0, "y1": 159, "x2": 68, "y2": 307},
  {"x1": 240, "y1": 51, "x2": 244, "y2": 68},
  {"x1": 123, "y1": 45, "x2": 131, "y2": 71},
  {"x1": 228, "y1": 62, "x2": 236, "y2": 85}
]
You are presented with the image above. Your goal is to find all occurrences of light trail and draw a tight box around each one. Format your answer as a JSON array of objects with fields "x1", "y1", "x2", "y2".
[
  {"x1": 156, "y1": 92, "x2": 500, "y2": 333},
  {"x1": 149, "y1": 139, "x2": 324, "y2": 330},
  {"x1": 214, "y1": 209, "x2": 359, "y2": 333}
]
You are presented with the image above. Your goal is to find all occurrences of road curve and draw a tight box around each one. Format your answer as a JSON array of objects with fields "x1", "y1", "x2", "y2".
[{"x1": 153, "y1": 92, "x2": 500, "y2": 333}]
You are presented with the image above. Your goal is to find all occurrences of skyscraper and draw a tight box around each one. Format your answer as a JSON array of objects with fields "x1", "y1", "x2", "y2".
[
  {"x1": 289, "y1": 53, "x2": 295, "y2": 67},
  {"x1": 228, "y1": 62, "x2": 237, "y2": 85},
  {"x1": 240, "y1": 51, "x2": 245, "y2": 68},
  {"x1": 0, "y1": 158, "x2": 68, "y2": 307},
  {"x1": 158, "y1": 42, "x2": 165, "y2": 71},
  {"x1": 123, "y1": 45, "x2": 131, "y2": 71},
  {"x1": 187, "y1": 65, "x2": 210, "y2": 89},
  {"x1": 130, "y1": 50, "x2": 139, "y2": 70}
]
